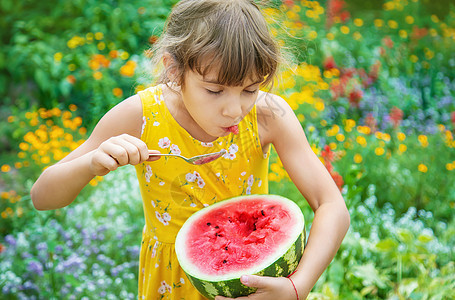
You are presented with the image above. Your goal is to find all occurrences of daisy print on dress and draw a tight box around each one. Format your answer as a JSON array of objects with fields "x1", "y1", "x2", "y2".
[
  {"x1": 158, "y1": 280, "x2": 172, "y2": 294},
  {"x1": 155, "y1": 210, "x2": 171, "y2": 226},
  {"x1": 170, "y1": 144, "x2": 181, "y2": 155},
  {"x1": 223, "y1": 144, "x2": 239, "y2": 160},
  {"x1": 141, "y1": 116, "x2": 147, "y2": 136},
  {"x1": 145, "y1": 165, "x2": 153, "y2": 183},
  {"x1": 185, "y1": 171, "x2": 205, "y2": 188},
  {"x1": 158, "y1": 137, "x2": 171, "y2": 149}
]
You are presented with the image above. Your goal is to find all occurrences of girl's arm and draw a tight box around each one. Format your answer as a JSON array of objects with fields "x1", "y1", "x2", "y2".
[
  {"x1": 258, "y1": 94, "x2": 350, "y2": 298},
  {"x1": 31, "y1": 95, "x2": 158, "y2": 210}
]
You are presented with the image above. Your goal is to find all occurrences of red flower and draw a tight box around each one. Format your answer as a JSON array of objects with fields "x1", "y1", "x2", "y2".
[
  {"x1": 349, "y1": 89, "x2": 363, "y2": 107},
  {"x1": 368, "y1": 61, "x2": 381, "y2": 83},
  {"x1": 283, "y1": 0, "x2": 294, "y2": 7},
  {"x1": 411, "y1": 26, "x2": 428, "y2": 40},
  {"x1": 331, "y1": 171, "x2": 344, "y2": 191},
  {"x1": 382, "y1": 36, "x2": 394, "y2": 48},
  {"x1": 365, "y1": 113, "x2": 377, "y2": 132},
  {"x1": 389, "y1": 106, "x2": 404, "y2": 127},
  {"x1": 451, "y1": 111, "x2": 455, "y2": 125},
  {"x1": 321, "y1": 145, "x2": 335, "y2": 163},
  {"x1": 0, "y1": 243, "x2": 4, "y2": 254},
  {"x1": 323, "y1": 56, "x2": 337, "y2": 70}
]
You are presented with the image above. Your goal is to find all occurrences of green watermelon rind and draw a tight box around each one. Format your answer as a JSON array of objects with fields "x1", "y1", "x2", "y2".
[{"x1": 175, "y1": 194, "x2": 306, "y2": 300}]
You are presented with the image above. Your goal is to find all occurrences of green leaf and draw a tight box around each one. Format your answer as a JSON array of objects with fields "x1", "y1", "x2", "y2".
[
  {"x1": 396, "y1": 228, "x2": 414, "y2": 244},
  {"x1": 375, "y1": 238, "x2": 398, "y2": 252},
  {"x1": 351, "y1": 263, "x2": 389, "y2": 289}
]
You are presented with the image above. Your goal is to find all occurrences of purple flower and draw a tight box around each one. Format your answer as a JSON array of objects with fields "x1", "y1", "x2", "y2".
[
  {"x1": 27, "y1": 261, "x2": 44, "y2": 276},
  {"x1": 4, "y1": 235, "x2": 16, "y2": 247},
  {"x1": 36, "y1": 242, "x2": 48, "y2": 252}
]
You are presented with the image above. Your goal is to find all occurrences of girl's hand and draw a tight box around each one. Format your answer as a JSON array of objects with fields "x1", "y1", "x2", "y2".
[
  {"x1": 89, "y1": 134, "x2": 160, "y2": 176},
  {"x1": 215, "y1": 275, "x2": 297, "y2": 300}
]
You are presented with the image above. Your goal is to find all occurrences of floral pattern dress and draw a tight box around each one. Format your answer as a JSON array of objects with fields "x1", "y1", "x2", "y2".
[{"x1": 135, "y1": 85, "x2": 270, "y2": 299}]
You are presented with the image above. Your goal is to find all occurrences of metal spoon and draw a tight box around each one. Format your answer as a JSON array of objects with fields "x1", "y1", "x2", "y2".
[{"x1": 148, "y1": 149, "x2": 227, "y2": 165}]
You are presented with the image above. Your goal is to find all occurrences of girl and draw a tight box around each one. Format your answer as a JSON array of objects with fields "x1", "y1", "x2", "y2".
[{"x1": 31, "y1": 0, "x2": 350, "y2": 299}]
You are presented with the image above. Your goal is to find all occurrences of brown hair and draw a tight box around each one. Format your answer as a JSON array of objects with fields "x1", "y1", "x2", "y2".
[{"x1": 150, "y1": 0, "x2": 280, "y2": 88}]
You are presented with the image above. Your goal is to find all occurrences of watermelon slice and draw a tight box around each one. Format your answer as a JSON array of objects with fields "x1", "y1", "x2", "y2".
[{"x1": 175, "y1": 195, "x2": 305, "y2": 299}]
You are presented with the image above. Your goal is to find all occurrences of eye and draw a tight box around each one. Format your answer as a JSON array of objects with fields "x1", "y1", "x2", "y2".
[
  {"x1": 244, "y1": 89, "x2": 258, "y2": 95},
  {"x1": 206, "y1": 89, "x2": 223, "y2": 95}
]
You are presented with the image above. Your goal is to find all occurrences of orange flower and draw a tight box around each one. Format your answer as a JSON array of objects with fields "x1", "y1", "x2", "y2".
[
  {"x1": 113, "y1": 88, "x2": 123, "y2": 97},
  {"x1": 120, "y1": 61, "x2": 137, "y2": 77},
  {"x1": 66, "y1": 75, "x2": 76, "y2": 84}
]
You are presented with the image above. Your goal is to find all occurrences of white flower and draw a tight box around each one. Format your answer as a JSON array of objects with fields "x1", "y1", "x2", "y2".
[
  {"x1": 229, "y1": 144, "x2": 239, "y2": 153},
  {"x1": 180, "y1": 277, "x2": 185, "y2": 284},
  {"x1": 170, "y1": 144, "x2": 181, "y2": 155},
  {"x1": 246, "y1": 186, "x2": 252, "y2": 195},
  {"x1": 158, "y1": 137, "x2": 171, "y2": 148},
  {"x1": 141, "y1": 117, "x2": 146, "y2": 135},
  {"x1": 247, "y1": 175, "x2": 254, "y2": 187},
  {"x1": 153, "y1": 121, "x2": 160, "y2": 126},
  {"x1": 190, "y1": 203, "x2": 197, "y2": 207},
  {"x1": 197, "y1": 177, "x2": 205, "y2": 188},
  {"x1": 201, "y1": 142, "x2": 214, "y2": 147},
  {"x1": 151, "y1": 200, "x2": 156, "y2": 208},
  {"x1": 241, "y1": 171, "x2": 246, "y2": 176},
  {"x1": 155, "y1": 211, "x2": 162, "y2": 221},
  {"x1": 162, "y1": 212, "x2": 171, "y2": 222},
  {"x1": 158, "y1": 285, "x2": 166, "y2": 294},
  {"x1": 186, "y1": 173, "x2": 197, "y2": 182},
  {"x1": 145, "y1": 165, "x2": 153, "y2": 182},
  {"x1": 258, "y1": 180, "x2": 262, "y2": 187}
]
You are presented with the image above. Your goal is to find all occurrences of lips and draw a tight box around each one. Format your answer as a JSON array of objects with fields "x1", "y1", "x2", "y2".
[{"x1": 226, "y1": 125, "x2": 239, "y2": 135}]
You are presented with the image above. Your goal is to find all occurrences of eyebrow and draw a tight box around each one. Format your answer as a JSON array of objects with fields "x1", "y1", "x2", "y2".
[{"x1": 202, "y1": 78, "x2": 263, "y2": 87}]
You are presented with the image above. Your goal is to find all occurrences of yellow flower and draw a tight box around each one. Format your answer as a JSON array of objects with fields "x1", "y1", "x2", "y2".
[
  {"x1": 353, "y1": 32, "x2": 362, "y2": 40},
  {"x1": 374, "y1": 19, "x2": 384, "y2": 27},
  {"x1": 93, "y1": 71, "x2": 103, "y2": 80},
  {"x1": 375, "y1": 147, "x2": 385, "y2": 156},
  {"x1": 354, "y1": 154, "x2": 363, "y2": 163},
  {"x1": 97, "y1": 42, "x2": 106, "y2": 51},
  {"x1": 340, "y1": 26, "x2": 350, "y2": 34},
  {"x1": 1, "y1": 165, "x2": 11, "y2": 172},
  {"x1": 399, "y1": 30, "x2": 408, "y2": 39},
  {"x1": 431, "y1": 15, "x2": 439, "y2": 23},
  {"x1": 326, "y1": 32, "x2": 335, "y2": 40},
  {"x1": 446, "y1": 162, "x2": 454, "y2": 171},
  {"x1": 307, "y1": 31, "x2": 318, "y2": 40},
  {"x1": 397, "y1": 132, "x2": 406, "y2": 141},
  {"x1": 354, "y1": 18, "x2": 364, "y2": 27},
  {"x1": 398, "y1": 144, "x2": 407, "y2": 153},
  {"x1": 54, "y1": 52, "x2": 63, "y2": 62},
  {"x1": 113, "y1": 88, "x2": 123, "y2": 97},
  {"x1": 336, "y1": 133, "x2": 345, "y2": 142},
  {"x1": 388, "y1": 20, "x2": 398, "y2": 29},
  {"x1": 405, "y1": 16, "x2": 414, "y2": 24},
  {"x1": 356, "y1": 136, "x2": 367, "y2": 147},
  {"x1": 418, "y1": 164, "x2": 428, "y2": 173},
  {"x1": 95, "y1": 32, "x2": 104, "y2": 40},
  {"x1": 418, "y1": 135, "x2": 428, "y2": 147},
  {"x1": 410, "y1": 55, "x2": 419, "y2": 63}
]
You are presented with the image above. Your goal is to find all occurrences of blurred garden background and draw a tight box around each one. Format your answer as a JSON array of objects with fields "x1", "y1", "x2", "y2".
[{"x1": 1, "y1": 0, "x2": 454, "y2": 299}]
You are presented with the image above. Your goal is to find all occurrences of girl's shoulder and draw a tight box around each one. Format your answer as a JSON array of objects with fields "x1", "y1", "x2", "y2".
[{"x1": 256, "y1": 91, "x2": 296, "y2": 146}]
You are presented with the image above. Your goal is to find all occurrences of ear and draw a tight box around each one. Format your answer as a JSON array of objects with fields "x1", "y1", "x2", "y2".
[{"x1": 162, "y1": 52, "x2": 179, "y2": 83}]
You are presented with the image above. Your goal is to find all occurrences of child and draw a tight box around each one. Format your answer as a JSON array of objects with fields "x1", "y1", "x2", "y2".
[{"x1": 31, "y1": 0, "x2": 350, "y2": 299}]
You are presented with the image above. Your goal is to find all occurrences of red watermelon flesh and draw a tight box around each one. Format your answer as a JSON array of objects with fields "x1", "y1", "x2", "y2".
[{"x1": 186, "y1": 199, "x2": 292, "y2": 275}]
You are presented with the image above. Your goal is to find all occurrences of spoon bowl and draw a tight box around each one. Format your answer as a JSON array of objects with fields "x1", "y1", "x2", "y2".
[{"x1": 149, "y1": 149, "x2": 226, "y2": 165}]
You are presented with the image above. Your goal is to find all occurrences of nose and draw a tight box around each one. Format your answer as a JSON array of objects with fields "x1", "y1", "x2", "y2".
[{"x1": 221, "y1": 96, "x2": 243, "y2": 119}]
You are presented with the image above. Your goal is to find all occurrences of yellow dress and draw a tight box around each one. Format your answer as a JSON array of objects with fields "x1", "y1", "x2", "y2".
[{"x1": 135, "y1": 85, "x2": 270, "y2": 299}]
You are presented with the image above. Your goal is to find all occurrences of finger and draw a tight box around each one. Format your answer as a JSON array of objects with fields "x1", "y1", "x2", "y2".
[
  {"x1": 119, "y1": 134, "x2": 150, "y2": 163},
  {"x1": 106, "y1": 144, "x2": 130, "y2": 166},
  {"x1": 240, "y1": 275, "x2": 272, "y2": 289},
  {"x1": 110, "y1": 139, "x2": 142, "y2": 165},
  {"x1": 91, "y1": 151, "x2": 119, "y2": 174},
  {"x1": 147, "y1": 150, "x2": 162, "y2": 162}
]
